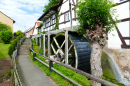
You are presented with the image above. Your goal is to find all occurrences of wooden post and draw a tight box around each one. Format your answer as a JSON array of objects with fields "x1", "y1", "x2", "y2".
[
  {"x1": 40, "y1": 37, "x2": 41, "y2": 49},
  {"x1": 32, "y1": 42, "x2": 33, "y2": 49},
  {"x1": 33, "y1": 53, "x2": 36, "y2": 61},
  {"x1": 49, "y1": 60, "x2": 53, "y2": 72},
  {"x1": 36, "y1": 38, "x2": 38, "y2": 45},
  {"x1": 65, "y1": 30, "x2": 68, "y2": 65},
  {"x1": 48, "y1": 32, "x2": 50, "y2": 58},
  {"x1": 43, "y1": 35, "x2": 45, "y2": 55}
]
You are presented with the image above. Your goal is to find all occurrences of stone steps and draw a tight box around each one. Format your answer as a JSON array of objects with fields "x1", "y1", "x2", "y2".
[
  {"x1": 22, "y1": 42, "x2": 30, "y2": 45},
  {"x1": 18, "y1": 39, "x2": 30, "y2": 55}
]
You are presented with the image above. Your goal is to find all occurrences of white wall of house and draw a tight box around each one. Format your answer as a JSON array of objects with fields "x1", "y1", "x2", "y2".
[
  {"x1": 59, "y1": 0, "x2": 79, "y2": 29},
  {"x1": 33, "y1": 23, "x2": 38, "y2": 35},
  {"x1": 108, "y1": 0, "x2": 129, "y2": 49}
]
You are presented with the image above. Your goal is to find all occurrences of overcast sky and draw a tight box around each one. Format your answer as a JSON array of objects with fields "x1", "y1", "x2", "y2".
[{"x1": 0, "y1": 0, "x2": 49, "y2": 32}]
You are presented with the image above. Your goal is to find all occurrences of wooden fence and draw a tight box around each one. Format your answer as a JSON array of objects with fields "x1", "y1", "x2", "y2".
[
  {"x1": 30, "y1": 48, "x2": 118, "y2": 86},
  {"x1": 12, "y1": 37, "x2": 25, "y2": 86}
]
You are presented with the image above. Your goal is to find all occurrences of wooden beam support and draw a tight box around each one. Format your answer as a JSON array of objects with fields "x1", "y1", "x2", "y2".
[
  {"x1": 65, "y1": 30, "x2": 68, "y2": 65},
  {"x1": 43, "y1": 35, "x2": 45, "y2": 55},
  {"x1": 48, "y1": 32, "x2": 50, "y2": 58},
  {"x1": 40, "y1": 37, "x2": 41, "y2": 49},
  {"x1": 36, "y1": 38, "x2": 38, "y2": 45}
]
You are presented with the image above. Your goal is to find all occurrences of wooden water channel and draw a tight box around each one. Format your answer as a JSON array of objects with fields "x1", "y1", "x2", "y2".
[{"x1": 31, "y1": 28, "x2": 118, "y2": 86}]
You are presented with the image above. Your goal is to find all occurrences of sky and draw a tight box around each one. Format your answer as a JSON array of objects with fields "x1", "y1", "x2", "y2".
[{"x1": 0, "y1": 0, "x2": 49, "y2": 32}]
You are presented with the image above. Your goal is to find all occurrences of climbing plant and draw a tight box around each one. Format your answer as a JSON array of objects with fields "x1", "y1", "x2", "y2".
[
  {"x1": 43, "y1": 0, "x2": 60, "y2": 12},
  {"x1": 76, "y1": 0, "x2": 119, "y2": 86}
]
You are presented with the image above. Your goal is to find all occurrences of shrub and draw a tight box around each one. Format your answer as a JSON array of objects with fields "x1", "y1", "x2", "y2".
[
  {"x1": 16, "y1": 30, "x2": 23, "y2": 36},
  {"x1": 0, "y1": 22, "x2": 12, "y2": 32},
  {"x1": 8, "y1": 34, "x2": 24, "y2": 56},
  {"x1": 0, "y1": 30, "x2": 13, "y2": 44}
]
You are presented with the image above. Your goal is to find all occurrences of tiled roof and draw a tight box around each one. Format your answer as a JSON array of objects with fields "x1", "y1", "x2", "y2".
[{"x1": 36, "y1": 22, "x2": 41, "y2": 27}]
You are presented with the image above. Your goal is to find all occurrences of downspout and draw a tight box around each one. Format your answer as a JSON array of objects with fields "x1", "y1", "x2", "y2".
[{"x1": 70, "y1": 0, "x2": 72, "y2": 27}]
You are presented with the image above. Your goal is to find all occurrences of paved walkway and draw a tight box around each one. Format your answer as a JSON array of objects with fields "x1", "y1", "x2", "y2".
[
  {"x1": 17, "y1": 55, "x2": 57, "y2": 86},
  {"x1": 16, "y1": 39, "x2": 57, "y2": 86}
]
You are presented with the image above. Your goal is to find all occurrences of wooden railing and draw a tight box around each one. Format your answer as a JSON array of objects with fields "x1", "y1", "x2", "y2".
[
  {"x1": 30, "y1": 48, "x2": 118, "y2": 86},
  {"x1": 12, "y1": 37, "x2": 25, "y2": 86}
]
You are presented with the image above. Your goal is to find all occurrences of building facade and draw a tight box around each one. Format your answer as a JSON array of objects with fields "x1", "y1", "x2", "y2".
[{"x1": 0, "y1": 11, "x2": 15, "y2": 32}]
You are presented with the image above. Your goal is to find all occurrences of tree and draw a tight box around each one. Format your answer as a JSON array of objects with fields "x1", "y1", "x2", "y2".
[
  {"x1": 43, "y1": 0, "x2": 60, "y2": 12},
  {"x1": 0, "y1": 30, "x2": 13, "y2": 44},
  {"x1": 76, "y1": 0, "x2": 118, "y2": 86},
  {"x1": 0, "y1": 22, "x2": 12, "y2": 32},
  {"x1": 16, "y1": 30, "x2": 23, "y2": 36}
]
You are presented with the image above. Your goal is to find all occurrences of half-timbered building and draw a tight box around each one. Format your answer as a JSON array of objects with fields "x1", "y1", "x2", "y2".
[{"x1": 36, "y1": 0, "x2": 130, "y2": 85}]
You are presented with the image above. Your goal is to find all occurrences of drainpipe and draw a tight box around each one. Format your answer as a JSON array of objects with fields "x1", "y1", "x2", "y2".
[{"x1": 70, "y1": 0, "x2": 72, "y2": 27}]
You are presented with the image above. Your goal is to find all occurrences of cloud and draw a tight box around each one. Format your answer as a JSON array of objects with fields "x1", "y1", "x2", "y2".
[{"x1": 0, "y1": 0, "x2": 49, "y2": 32}]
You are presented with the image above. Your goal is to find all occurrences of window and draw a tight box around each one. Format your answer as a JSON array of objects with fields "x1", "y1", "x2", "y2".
[
  {"x1": 65, "y1": 12, "x2": 69, "y2": 21},
  {"x1": 43, "y1": 22, "x2": 45, "y2": 28},
  {"x1": 120, "y1": 0, "x2": 125, "y2": 2}
]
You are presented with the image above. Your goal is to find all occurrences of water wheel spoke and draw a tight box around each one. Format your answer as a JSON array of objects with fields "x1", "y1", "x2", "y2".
[
  {"x1": 68, "y1": 44, "x2": 73, "y2": 53},
  {"x1": 61, "y1": 40, "x2": 65, "y2": 48},
  {"x1": 51, "y1": 44, "x2": 57, "y2": 54},
  {"x1": 53, "y1": 38, "x2": 60, "y2": 49}
]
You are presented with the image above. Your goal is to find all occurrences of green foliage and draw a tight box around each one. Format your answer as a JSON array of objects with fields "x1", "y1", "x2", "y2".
[
  {"x1": 0, "y1": 42, "x2": 10, "y2": 59},
  {"x1": 7, "y1": 69, "x2": 11, "y2": 76},
  {"x1": 16, "y1": 30, "x2": 23, "y2": 36},
  {"x1": 42, "y1": 31, "x2": 48, "y2": 34},
  {"x1": 76, "y1": 0, "x2": 119, "y2": 35},
  {"x1": 0, "y1": 22, "x2": 12, "y2": 32},
  {"x1": 53, "y1": 22, "x2": 59, "y2": 30},
  {"x1": 2, "y1": 74, "x2": 5, "y2": 78},
  {"x1": 8, "y1": 34, "x2": 24, "y2": 56},
  {"x1": 29, "y1": 52, "x2": 90, "y2": 86},
  {"x1": 40, "y1": 22, "x2": 43, "y2": 26},
  {"x1": 0, "y1": 30, "x2": 13, "y2": 44},
  {"x1": 43, "y1": 0, "x2": 60, "y2": 12}
]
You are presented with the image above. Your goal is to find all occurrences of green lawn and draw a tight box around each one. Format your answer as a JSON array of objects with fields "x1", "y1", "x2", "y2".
[{"x1": 0, "y1": 42, "x2": 11, "y2": 59}]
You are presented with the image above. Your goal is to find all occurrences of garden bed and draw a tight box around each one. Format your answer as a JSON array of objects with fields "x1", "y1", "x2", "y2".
[{"x1": 0, "y1": 58, "x2": 12, "y2": 86}]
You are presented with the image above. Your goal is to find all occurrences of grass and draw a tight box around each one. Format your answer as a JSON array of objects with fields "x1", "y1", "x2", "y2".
[
  {"x1": 29, "y1": 46, "x2": 91, "y2": 86},
  {"x1": 31, "y1": 45, "x2": 125, "y2": 86},
  {"x1": 7, "y1": 69, "x2": 11, "y2": 76},
  {"x1": 0, "y1": 41, "x2": 11, "y2": 59}
]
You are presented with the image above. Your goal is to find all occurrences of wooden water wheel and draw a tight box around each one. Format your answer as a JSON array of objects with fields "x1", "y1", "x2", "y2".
[{"x1": 51, "y1": 32, "x2": 91, "y2": 73}]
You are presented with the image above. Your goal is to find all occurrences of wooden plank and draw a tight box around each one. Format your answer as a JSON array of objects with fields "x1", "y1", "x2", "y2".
[
  {"x1": 48, "y1": 32, "x2": 50, "y2": 58},
  {"x1": 65, "y1": 30, "x2": 68, "y2": 65},
  {"x1": 43, "y1": 35, "x2": 45, "y2": 55}
]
